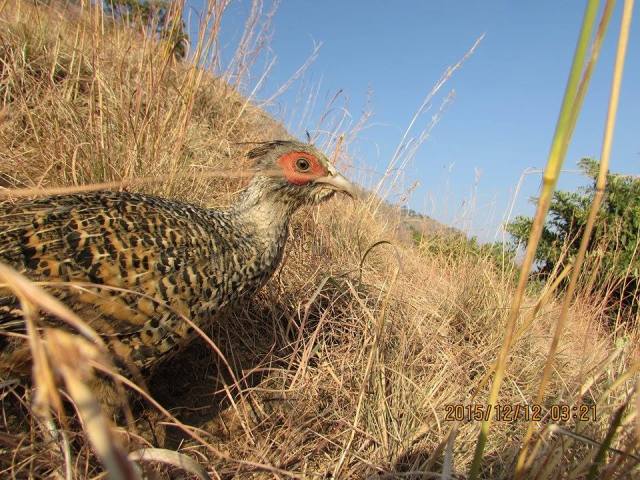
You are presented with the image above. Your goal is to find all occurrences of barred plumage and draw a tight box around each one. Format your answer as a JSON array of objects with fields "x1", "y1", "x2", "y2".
[{"x1": 0, "y1": 140, "x2": 355, "y2": 376}]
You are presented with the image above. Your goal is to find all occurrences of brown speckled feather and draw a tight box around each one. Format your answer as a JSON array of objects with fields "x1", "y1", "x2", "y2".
[
  {"x1": 1, "y1": 191, "x2": 279, "y2": 370},
  {"x1": 0, "y1": 141, "x2": 354, "y2": 376}
]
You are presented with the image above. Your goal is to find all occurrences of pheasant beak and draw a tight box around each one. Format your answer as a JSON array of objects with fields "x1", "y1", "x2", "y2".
[{"x1": 314, "y1": 172, "x2": 357, "y2": 199}]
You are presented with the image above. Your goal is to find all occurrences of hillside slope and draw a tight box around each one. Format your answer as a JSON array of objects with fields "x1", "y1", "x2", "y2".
[{"x1": 0, "y1": 2, "x2": 635, "y2": 479}]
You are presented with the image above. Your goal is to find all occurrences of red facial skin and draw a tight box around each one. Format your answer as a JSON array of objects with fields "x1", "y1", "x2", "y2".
[{"x1": 277, "y1": 151, "x2": 326, "y2": 185}]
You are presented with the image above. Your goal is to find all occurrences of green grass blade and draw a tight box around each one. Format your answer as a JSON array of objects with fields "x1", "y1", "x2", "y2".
[
  {"x1": 586, "y1": 400, "x2": 628, "y2": 479},
  {"x1": 468, "y1": 1, "x2": 602, "y2": 478},
  {"x1": 515, "y1": 0, "x2": 623, "y2": 475}
]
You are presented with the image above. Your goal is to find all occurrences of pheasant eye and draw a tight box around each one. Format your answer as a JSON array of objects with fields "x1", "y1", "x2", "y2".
[{"x1": 295, "y1": 158, "x2": 311, "y2": 172}]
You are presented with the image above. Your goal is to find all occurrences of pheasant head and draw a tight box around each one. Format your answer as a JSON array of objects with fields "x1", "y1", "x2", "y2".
[{"x1": 236, "y1": 140, "x2": 356, "y2": 217}]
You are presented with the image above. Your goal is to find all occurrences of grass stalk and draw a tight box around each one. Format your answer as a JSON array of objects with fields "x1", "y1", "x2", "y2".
[
  {"x1": 515, "y1": 0, "x2": 633, "y2": 474},
  {"x1": 586, "y1": 399, "x2": 629, "y2": 479},
  {"x1": 468, "y1": 1, "x2": 602, "y2": 477}
]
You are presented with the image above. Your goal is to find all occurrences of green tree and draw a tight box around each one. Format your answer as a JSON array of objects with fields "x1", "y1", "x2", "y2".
[
  {"x1": 506, "y1": 158, "x2": 640, "y2": 318},
  {"x1": 104, "y1": 0, "x2": 188, "y2": 59}
]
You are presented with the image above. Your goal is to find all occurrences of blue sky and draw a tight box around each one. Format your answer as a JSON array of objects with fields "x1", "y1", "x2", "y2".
[{"x1": 185, "y1": 1, "x2": 639, "y2": 241}]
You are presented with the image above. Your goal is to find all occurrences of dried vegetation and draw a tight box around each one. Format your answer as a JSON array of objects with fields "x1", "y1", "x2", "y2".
[{"x1": 0, "y1": 1, "x2": 638, "y2": 478}]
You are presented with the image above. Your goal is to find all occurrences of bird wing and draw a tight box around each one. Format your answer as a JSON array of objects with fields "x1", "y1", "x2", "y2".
[{"x1": 0, "y1": 192, "x2": 232, "y2": 369}]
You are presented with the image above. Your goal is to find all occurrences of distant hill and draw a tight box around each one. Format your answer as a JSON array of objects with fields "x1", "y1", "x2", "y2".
[{"x1": 374, "y1": 202, "x2": 461, "y2": 245}]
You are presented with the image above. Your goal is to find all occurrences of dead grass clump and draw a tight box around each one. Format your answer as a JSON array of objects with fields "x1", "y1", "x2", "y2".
[
  {"x1": 0, "y1": 0, "x2": 287, "y2": 203},
  {"x1": 1, "y1": 1, "x2": 638, "y2": 478},
  {"x1": 135, "y1": 201, "x2": 624, "y2": 477}
]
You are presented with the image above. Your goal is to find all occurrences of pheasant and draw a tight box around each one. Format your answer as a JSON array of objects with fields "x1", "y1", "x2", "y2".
[{"x1": 0, "y1": 140, "x2": 355, "y2": 383}]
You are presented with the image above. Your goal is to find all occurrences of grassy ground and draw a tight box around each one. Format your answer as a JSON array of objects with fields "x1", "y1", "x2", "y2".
[{"x1": 0, "y1": 1, "x2": 638, "y2": 478}]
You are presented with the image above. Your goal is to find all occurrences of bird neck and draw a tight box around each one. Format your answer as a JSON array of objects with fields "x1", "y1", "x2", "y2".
[{"x1": 232, "y1": 179, "x2": 299, "y2": 245}]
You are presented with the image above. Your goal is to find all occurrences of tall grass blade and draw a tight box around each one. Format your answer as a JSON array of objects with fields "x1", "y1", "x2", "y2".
[
  {"x1": 516, "y1": 0, "x2": 633, "y2": 474},
  {"x1": 586, "y1": 400, "x2": 628, "y2": 479},
  {"x1": 468, "y1": 1, "x2": 602, "y2": 477}
]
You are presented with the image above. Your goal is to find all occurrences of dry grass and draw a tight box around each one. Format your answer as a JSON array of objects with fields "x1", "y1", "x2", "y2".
[{"x1": 0, "y1": 1, "x2": 638, "y2": 478}]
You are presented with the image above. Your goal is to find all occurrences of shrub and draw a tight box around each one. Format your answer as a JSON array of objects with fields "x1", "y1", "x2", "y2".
[{"x1": 506, "y1": 158, "x2": 640, "y2": 319}]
